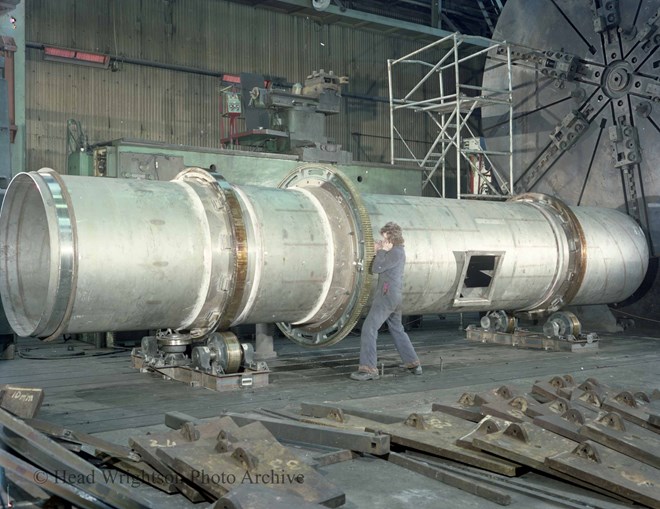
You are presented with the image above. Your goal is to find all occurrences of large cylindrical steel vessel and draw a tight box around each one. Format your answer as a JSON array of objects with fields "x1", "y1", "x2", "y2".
[{"x1": 0, "y1": 165, "x2": 649, "y2": 346}]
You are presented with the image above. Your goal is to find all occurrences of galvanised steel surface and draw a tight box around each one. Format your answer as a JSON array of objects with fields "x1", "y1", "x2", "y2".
[
  {"x1": 364, "y1": 192, "x2": 647, "y2": 315},
  {"x1": 0, "y1": 165, "x2": 649, "y2": 347},
  {"x1": 0, "y1": 170, "x2": 223, "y2": 339}
]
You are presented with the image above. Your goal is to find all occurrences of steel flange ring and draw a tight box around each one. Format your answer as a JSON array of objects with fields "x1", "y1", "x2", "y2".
[{"x1": 275, "y1": 164, "x2": 374, "y2": 347}]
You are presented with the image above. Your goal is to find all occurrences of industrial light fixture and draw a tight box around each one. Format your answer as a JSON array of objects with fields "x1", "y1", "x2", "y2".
[
  {"x1": 312, "y1": 0, "x2": 346, "y2": 12},
  {"x1": 43, "y1": 46, "x2": 110, "y2": 69},
  {"x1": 312, "y1": 0, "x2": 331, "y2": 10}
]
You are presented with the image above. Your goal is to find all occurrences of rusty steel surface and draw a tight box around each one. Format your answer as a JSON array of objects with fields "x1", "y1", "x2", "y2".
[
  {"x1": 310, "y1": 449, "x2": 355, "y2": 468},
  {"x1": 546, "y1": 440, "x2": 660, "y2": 509},
  {"x1": 164, "y1": 411, "x2": 202, "y2": 430},
  {"x1": 571, "y1": 392, "x2": 606, "y2": 416},
  {"x1": 533, "y1": 412, "x2": 587, "y2": 443},
  {"x1": 288, "y1": 404, "x2": 522, "y2": 475},
  {"x1": 432, "y1": 386, "x2": 513, "y2": 420},
  {"x1": 650, "y1": 400, "x2": 660, "y2": 428},
  {"x1": 508, "y1": 193, "x2": 587, "y2": 311},
  {"x1": 466, "y1": 328, "x2": 599, "y2": 352},
  {"x1": 432, "y1": 389, "x2": 573, "y2": 425},
  {"x1": 226, "y1": 412, "x2": 391, "y2": 455},
  {"x1": 25, "y1": 418, "x2": 141, "y2": 463},
  {"x1": 0, "y1": 408, "x2": 154, "y2": 509},
  {"x1": 214, "y1": 174, "x2": 249, "y2": 331},
  {"x1": 504, "y1": 396, "x2": 546, "y2": 418},
  {"x1": 95, "y1": 453, "x2": 179, "y2": 494},
  {"x1": 532, "y1": 379, "x2": 571, "y2": 403},
  {"x1": 602, "y1": 391, "x2": 658, "y2": 431},
  {"x1": 580, "y1": 412, "x2": 660, "y2": 467},
  {"x1": 472, "y1": 422, "x2": 632, "y2": 503},
  {"x1": 455, "y1": 416, "x2": 512, "y2": 450},
  {"x1": 0, "y1": 385, "x2": 44, "y2": 419},
  {"x1": 476, "y1": 385, "x2": 523, "y2": 403},
  {"x1": 431, "y1": 399, "x2": 484, "y2": 423},
  {"x1": 474, "y1": 422, "x2": 578, "y2": 471},
  {"x1": 153, "y1": 364, "x2": 270, "y2": 392},
  {"x1": 288, "y1": 409, "x2": 398, "y2": 433},
  {"x1": 130, "y1": 419, "x2": 235, "y2": 502},
  {"x1": 406, "y1": 449, "x2": 628, "y2": 509},
  {"x1": 388, "y1": 452, "x2": 512, "y2": 506},
  {"x1": 149, "y1": 418, "x2": 346, "y2": 507},
  {"x1": 0, "y1": 448, "x2": 114, "y2": 509},
  {"x1": 300, "y1": 402, "x2": 403, "y2": 425},
  {"x1": 363, "y1": 412, "x2": 523, "y2": 476},
  {"x1": 525, "y1": 398, "x2": 573, "y2": 419},
  {"x1": 480, "y1": 400, "x2": 534, "y2": 424},
  {"x1": 129, "y1": 418, "x2": 241, "y2": 503},
  {"x1": 210, "y1": 484, "x2": 327, "y2": 509}
]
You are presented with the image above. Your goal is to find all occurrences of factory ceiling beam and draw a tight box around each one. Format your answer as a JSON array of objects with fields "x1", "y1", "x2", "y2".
[
  {"x1": 225, "y1": 0, "x2": 492, "y2": 45},
  {"x1": 0, "y1": 0, "x2": 19, "y2": 15},
  {"x1": 440, "y1": 14, "x2": 461, "y2": 33}
]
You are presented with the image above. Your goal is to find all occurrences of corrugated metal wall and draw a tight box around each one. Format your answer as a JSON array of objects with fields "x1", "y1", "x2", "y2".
[{"x1": 25, "y1": 0, "x2": 440, "y2": 173}]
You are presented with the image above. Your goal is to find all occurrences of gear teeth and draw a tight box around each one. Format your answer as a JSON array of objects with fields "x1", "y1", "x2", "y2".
[{"x1": 276, "y1": 164, "x2": 374, "y2": 348}]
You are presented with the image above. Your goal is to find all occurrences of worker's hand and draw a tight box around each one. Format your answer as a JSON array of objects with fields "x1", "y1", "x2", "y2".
[
  {"x1": 375, "y1": 240, "x2": 384, "y2": 250},
  {"x1": 382, "y1": 240, "x2": 393, "y2": 251}
]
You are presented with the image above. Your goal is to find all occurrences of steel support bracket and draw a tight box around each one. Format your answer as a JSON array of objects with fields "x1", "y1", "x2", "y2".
[
  {"x1": 590, "y1": 0, "x2": 620, "y2": 33},
  {"x1": 224, "y1": 412, "x2": 390, "y2": 455},
  {"x1": 0, "y1": 408, "x2": 152, "y2": 509},
  {"x1": 546, "y1": 440, "x2": 660, "y2": 508}
]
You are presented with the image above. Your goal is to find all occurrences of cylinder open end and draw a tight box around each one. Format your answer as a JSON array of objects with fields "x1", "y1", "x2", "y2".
[{"x1": 0, "y1": 171, "x2": 76, "y2": 338}]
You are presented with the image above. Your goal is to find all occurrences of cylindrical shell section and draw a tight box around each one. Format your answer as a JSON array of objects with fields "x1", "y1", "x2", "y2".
[
  {"x1": 363, "y1": 194, "x2": 648, "y2": 314},
  {"x1": 363, "y1": 194, "x2": 567, "y2": 314},
  {"x1": 0, "y1": 169, "x2": 649, "y2": 341},
  {"x1": 230, "y1": 185, "x2": 334, "y2": 325},
  {"x1": 0, "y1": 172, "x2": 214, "y2": 335},
  {"x1": 570, "y1": 207, "x2": 649, "y2": 305}
]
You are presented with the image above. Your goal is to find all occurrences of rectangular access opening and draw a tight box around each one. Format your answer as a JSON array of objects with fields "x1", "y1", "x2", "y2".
[
  {"x1": 463, "y1": 255, "x2": 496, "y2": 289},
  {"x1": 454, "y1": 252, "x2": 502, "y2": 305}
]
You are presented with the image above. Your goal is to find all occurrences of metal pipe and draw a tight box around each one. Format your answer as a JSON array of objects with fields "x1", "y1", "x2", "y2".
[
  {"x1": 0, "y1": 39, "x2": 16, "y2": 143},
  {"x1": 0, "y1": 165, "x2": 649, "y2": 347},
  {"x1": 26, "y1": 41, "x2": 388, "y2": 106},
  {"x1": 388, "y1": 59, "x2": 395, "y2": 165}
]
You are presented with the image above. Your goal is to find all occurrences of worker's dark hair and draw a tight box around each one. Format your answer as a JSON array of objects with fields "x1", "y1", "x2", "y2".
[{"x1": 380, "y1": 222, "x2": 404, "y2": 246}]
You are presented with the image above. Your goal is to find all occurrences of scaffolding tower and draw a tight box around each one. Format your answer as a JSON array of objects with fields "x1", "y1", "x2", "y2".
[{"x1": 388, "y1": 33, "x2": 513, "y2": 198}]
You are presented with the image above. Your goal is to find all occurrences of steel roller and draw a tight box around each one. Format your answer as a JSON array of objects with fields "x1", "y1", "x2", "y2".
[{"x1": 0, "y1": 165, "x2": 649, "y2": 347}]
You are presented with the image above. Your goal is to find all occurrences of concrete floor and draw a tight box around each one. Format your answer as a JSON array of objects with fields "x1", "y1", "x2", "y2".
[{"x1": 1, "y1": 313, "x2": 658, "y2": 508}]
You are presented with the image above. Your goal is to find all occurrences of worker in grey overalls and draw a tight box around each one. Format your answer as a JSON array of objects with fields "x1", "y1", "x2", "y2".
[{"x1": 351, "y1": 222, "x2": 422, "y2": 381}]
